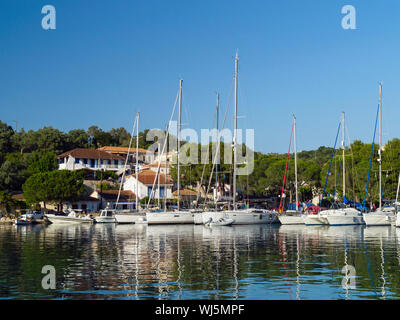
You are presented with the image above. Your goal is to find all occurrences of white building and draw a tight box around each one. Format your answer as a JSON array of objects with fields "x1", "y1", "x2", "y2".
[
  {"x1": 57, "y1": 148, "x2": 125, "y2": 172},
  {"x1": 97, "y1": 146, "x2": 155, "y2": 164},
  {"x1": 123, "y1": 169, "x2": 174, "y2": 200}
]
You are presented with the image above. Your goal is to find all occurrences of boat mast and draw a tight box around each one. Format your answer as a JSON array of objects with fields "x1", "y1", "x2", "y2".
[
  {"x1": 165, "y1": 125, "x2": 168, "y2": 211},
  {"x1": 379, "y1": 83, "x2": 383, "y2": 210},
  {"x1": 233, "y1": 53, "x2": 239, "y2": 210},
  {"x1": 396, "y1": 172, "x2": 400, "y2": 204},
  {"x1": 294, "y1": 115, "x2": 298, "y2": 211},
  {"x1": 342, "y1": 111, "x2": 345, "y2": 199},
  {"x1": 158, "y1": 142, "x2": 161, "y2": 208},
  {"x1": 215, "y1": 92, "x2": 219, "y2": 202},
  {"x1": 136, "y1": 112, "x2": 139, "y2": 211},
  {"x1": 177, "y1": 79, "x2": 183, "y2": 211}
]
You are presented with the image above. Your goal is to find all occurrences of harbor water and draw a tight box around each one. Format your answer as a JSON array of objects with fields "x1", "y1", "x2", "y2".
[{"x1": 0, "y1": 223, "x2": 399, "y2": 300}]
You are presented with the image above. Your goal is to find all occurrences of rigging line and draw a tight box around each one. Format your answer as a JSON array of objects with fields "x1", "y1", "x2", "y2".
[
  {"x1": 363, "y1": 104, "x2": 380, "y2": 208},
  {"x1": 203, "y1": 77, "x2": 235, "y2": 206},
  {"x1": 320, "y1": 122, "x2": 341, "y2": 207},
  {"x1": 146, "y1": 89, "x2": 180, "y2": 209},
  {"x1": 116, "y1": 113, "x2": 137, "y2": 209},
  {"x1": 333, "y1": 156, "x2": 342, "y2": 200},
  {"x1": 194, "y1": 101, "x2": 217, "y2": 206},
  {"x1": 279, "y1": 121, "x2": 294, "y2": 211}
]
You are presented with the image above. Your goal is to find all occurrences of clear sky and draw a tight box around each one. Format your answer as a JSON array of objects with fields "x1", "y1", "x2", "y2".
[{"x1": 1, "y1": 0, "x2": 400, "y2": 154}]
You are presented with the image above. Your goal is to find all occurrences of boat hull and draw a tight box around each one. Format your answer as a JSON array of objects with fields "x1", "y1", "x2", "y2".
[
  {"x1": 115, "y1": 213, "x2": 146, "y2": 224},
  {"x1": 304, "y1": 215, "x2": 329, "y2": 225},
  {"x1": 363, "y1": 213, "x2": 394, "y2": 226},
  {"x1": 146, "y1": 212, "x2": 195, "y2": 225},
  {"x1": 46, "y1": 215, "x2": 95, "y2": 224},
  {"x1": 278, "y1": 215, "x2": 305, "y2": 225},
  {"x1": 202, "y1": 211, "x2": 277, "y2": 225},
  {"x1": 326, "y1": 215, "x2": 364, "y2": 226}
]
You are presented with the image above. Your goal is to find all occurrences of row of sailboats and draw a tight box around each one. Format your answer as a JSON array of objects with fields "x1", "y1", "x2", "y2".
[
  {"x1": 143, "y1": 53, "x2": 278, "y2": 225},
  {"x1": 105, "y1": 59, "x2": 399, "y2": 227},
  {"x1": 279, "y1": 83, "x2": 400, "y2": 227}
]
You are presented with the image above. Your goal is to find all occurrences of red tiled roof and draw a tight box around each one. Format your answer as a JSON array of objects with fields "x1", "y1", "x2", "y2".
[
  {"x1": 57, "y1": 148, "x2": 124, "y2": 160},
  {"x1": 97, "y1": 146, "x2": 151, "y2": 154},
  {"x1": 143, "y1": 162, "x2": 166, "y2": 168},
  {"x1": 126, "y1": 171, "x2": 174, "y2": 185},
  {"x1": 173, "y1": 189, "x2": 197, "y2": 196}
]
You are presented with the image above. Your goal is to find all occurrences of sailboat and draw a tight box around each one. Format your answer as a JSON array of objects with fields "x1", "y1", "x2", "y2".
[
  {"x1": 364, "y1": 84, "x2": 396, "y2": 226},
  {"x1": 278, "y1": 115, "x2": 305, "y2": 225},
  {"x1": 146, "y1": 79, "x2": 195, "y2": 224},
  {"x1": 306, "y1": 112, "x2": 350, "y2": 225},
  {"x1": 202, "y1": 53, "x2": 276, "y2": 225},
  {"x1": 114, "y1": 112, "x2": 147, "y2": 224}
]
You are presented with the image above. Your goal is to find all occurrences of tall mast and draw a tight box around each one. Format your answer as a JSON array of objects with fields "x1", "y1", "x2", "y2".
[
  {"x1": 342, "y1": 111, "x2": 345, "y2": 199},
  {"x1": 158, "y1": 142, "x2": 161, "y2": 208},
  {"x1": 177, "y1": 79, "x2": 183, "y2": 211},
  {"x1": 233, "y1": 53, "x2": 239, "y2": 209},
  {"x1": 294, "y1": 115, "x2": 298, "y2": 211},
  {"x1": 164, "y1": 125, "x2": 168, "y2": 211},
  {"x1": 215, "y1": 92, "x2": 219, "y2": 199},
  {"x1": 379, "y1": 83, "x2": 382, "y2": 210},
  {"x1": 136, "y1": 112, "x2": 139, "y2": 211}
]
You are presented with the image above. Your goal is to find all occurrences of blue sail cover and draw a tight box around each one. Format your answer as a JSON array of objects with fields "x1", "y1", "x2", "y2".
[{"x1": 344, "y1": 196, "x2": 366, "y2": 211}]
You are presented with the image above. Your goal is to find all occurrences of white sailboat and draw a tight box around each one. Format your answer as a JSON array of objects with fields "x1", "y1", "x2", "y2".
[
  {"x1": 305, "y1": 112, "x2": 347, "y2": 226},
  {"x1": 278, "y1": 115, "x2": 305, "y2": 225},
  {"x1": 114, "y1": 112, "x2": 147, "y2": 224},
  {"x1": 146, "y1": 79, "x2": 195, "y2": 224},
  {"x1": 202, "y1": 53, "x2": 276, "y2": 225},
  {"x1": 364, "y1": 84, "x2": 396, "y2": 226}
]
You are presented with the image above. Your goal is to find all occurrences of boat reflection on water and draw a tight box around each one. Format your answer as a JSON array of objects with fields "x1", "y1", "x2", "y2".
[{"x1": 2, "y1": 223, "x2": 400, "y2": 299}]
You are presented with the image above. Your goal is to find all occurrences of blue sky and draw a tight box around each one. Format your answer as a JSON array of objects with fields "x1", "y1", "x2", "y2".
[{"x1": 1, "y1": 0, "x2": 400, "y2": 153}]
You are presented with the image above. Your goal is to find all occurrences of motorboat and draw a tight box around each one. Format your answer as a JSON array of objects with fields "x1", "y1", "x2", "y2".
[
  {"x1": 14, "y1": 214, "x2": 32, "y2": 225},
  {"x1": 46, "y1": 209, "x2": 96, "y2": 224},
  {"x1": 95, "y1": 208, "x2": 118, "y2": 223}
]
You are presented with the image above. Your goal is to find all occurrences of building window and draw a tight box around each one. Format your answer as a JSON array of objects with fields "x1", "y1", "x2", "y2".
[
  {"x1": 114, "y1": 160, "x2": 118, "y2": 166},
  {"x1": 160, "y1": 187, "x2": 165, "y2": 198},
  {"x1": 148, "y1": 186, "x2": 152, "y2": 197},
  {"x1": 90, "y1": 159, "x2": 95, "y2": 168},
  {"x1": 83, "y1": 159, "x2": 88, "y2": 165},
  {"x1": 75, "y1": 158, "x2": 80, "y2": 164}
]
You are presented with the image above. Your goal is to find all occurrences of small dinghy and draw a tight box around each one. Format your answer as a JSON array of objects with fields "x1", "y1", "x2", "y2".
[
  {"x1": 205, "y1": 217, "x2": 234, "y2": 227},
  {"x1": 14, "y1": 215, "x2": 32, "y2": 226}
]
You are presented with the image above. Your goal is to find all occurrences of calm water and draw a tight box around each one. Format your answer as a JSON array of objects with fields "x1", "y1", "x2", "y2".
[{"x1": 0, "y1": 223, "x2": 399, "y2": 300}]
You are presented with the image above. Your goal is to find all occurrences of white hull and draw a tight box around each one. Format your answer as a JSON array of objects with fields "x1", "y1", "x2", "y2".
[
  {"x1": 363, "y1": 212, "x2": 395, "y2": 226},
  {"x1": 396, "y1": 214, "x2": 400, "y2": 227},
  {"x1": 278, "y1": 215, "x2": 305, "y2": 225},
  {"x1": 146, "y1": 211, "x2": 195, "y2": 225},
  {"x1": 202, "y1": 210, "x2": 277, "y2": 225},
  {"x1": 326, "y1": 215, "x2": 364, "y2": 226},
  {"x1": 194, "y1": 212, "x2": 203, "y2": 224},
  {"x1": 95, "y1": 217, "x2": 117, "y2": 223},
  {"x1": 115, "y1": 213, "x2": 146, "y2": 224},
  {"x1": 304, "y1": 215, "x2": 329, "y2": 225},
  {"x1": 46, "y1": 214, "x2": 94, "y2": 224}
]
